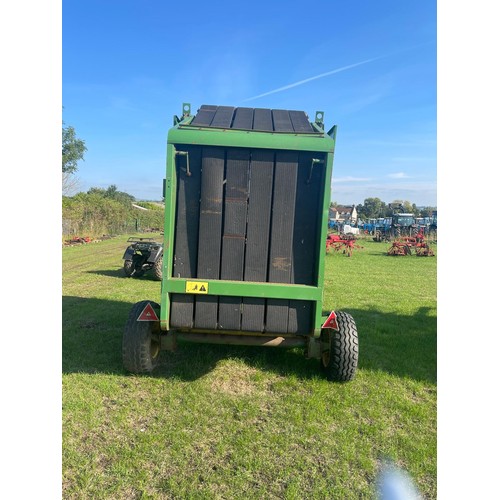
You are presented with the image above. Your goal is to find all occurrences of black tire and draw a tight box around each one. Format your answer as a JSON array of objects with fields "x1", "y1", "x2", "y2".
[
  {"x1": 152, "y1": 253, "x2": 163, "y2": 281},
  {"x1": 320, "y1": 312, "x2": 358, "y2": 382},
  {"x1": 123, "y1": 260, "x2": 134, "y2": 277},
  {"x1": 122, "y1": 300, "x2": 161, "y2": 373}
]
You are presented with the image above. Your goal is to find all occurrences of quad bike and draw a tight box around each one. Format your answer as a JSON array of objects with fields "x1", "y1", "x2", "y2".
[{"x1": 122, "y1": 237, "x2": 163, "y2": 280}]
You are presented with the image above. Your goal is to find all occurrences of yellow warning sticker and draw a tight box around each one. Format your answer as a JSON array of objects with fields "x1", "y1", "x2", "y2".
[{"x1": 185, "y1": 281, "x2": 209, "y2": 294}]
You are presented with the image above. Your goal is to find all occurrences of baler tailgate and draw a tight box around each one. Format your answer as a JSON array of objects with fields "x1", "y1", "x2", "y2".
[{"x1": 169, "y1": 142, "x2": 324, "y2": 335}]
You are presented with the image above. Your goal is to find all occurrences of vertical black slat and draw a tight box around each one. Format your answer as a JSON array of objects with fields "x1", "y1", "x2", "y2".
[
  {"x1": 170, "y1": 146, "x2": 202, "y2": 328},
  {"x1": 194, "y1": 147, "x2": 225, "y2": 330},
  {"x1": 253, "y1": 108, "x2": 273, "y2": 131},
  {"x1": 272, "y1": 109, "x2": 294, "y2": 132},
  {"x1": 289, "y1": 110, "x2": 314, "y2": 133},
  {"x1": 241, "y1": 150, "x2": 274, "y2": 332},
  {"x1": 210, "y1": 106, "x2": 236, "y2": 128},
  {"x1": 287, "y1": 152, "x2": 324, "y2": 334},
  {"x1": 231, "y1": 107, "x2": 254, "y2": 131},
  {"x1": 191, "y1": 106, "x2": 218, "y2": 126},
  {"x1": 265, "y1": 151, "x2": 299, "y2": 334},
  {"x1": 218, "y1": 149, "x2": 250, "y2": 330}
]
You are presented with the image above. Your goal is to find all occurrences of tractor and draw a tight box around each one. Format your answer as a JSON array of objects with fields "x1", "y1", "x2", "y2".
[{"x1": 373, "y1": 203, "x2": 418, "y2": 242}]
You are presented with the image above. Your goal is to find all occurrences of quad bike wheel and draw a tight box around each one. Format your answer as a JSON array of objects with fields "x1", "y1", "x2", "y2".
[
  {"x1": 122, "y1": 300, "x2": 161, "y2": 373},
  {"x1": 320, "y1": 311, "x2": 359, "y2": 382},
  {"x1": 123, "y1": 260, "x2": 134, "y2": 277}
]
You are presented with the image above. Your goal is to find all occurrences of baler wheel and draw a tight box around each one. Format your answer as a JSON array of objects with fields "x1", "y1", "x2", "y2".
[
  {"x1": 320, "y1": 311, "x2": 358, "y2": 382},
  {"x1": 152, "y1": 253, "x2": 163, "y2": 281},
  {"x1": 122, "y1": 300, "x2": 161, "y2": 373}
]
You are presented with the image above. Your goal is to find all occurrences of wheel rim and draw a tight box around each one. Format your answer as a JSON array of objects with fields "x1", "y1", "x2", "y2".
[
  {"x1": 320, "y1": 329, "x2": 331, "y2": 367},
  {"x1": 150, "y1": 335, "x2": 160, "y2": 359},
  {"x1": 150, "y1": 319, "x2": 161, "y2": 360},
  {"x1": 321, "y1": 350, "x2": 330, "y2": 367}
]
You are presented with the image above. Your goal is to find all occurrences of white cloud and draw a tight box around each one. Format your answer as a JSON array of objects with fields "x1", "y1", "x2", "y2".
[{"x1": 388, "y1": 172, "x2": 410, "y2": 179}]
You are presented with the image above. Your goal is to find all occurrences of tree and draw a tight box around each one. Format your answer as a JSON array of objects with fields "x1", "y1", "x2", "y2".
[
  {"x1": 62, "y1": 172, "x2": 81, "y2": 196},
  {"x1": 418, "y1": 206, "x2": 437, "y2": 217},
  {"x1": 62, "y1": 122, "x2": 87, "y2": 174},
  {"x1": 402, "y1": 201, "x2": 414, "y2": 213},
  {"x1": 388, "y1": 200, "x2": 415, "y2": 214},
  {"x1": 87, "y1": 185, "x2": 135, "y2": 204},
  {"x1": 358, "y1": 197, "x2": 386, "y2": 219}
]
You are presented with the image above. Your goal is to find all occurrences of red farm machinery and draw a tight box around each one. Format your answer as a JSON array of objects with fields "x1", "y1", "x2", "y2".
[
  {"x1": 326, "y1": 233, "x2": 363, "y2": 257},
  {"x1": 387, "y1": 228, "x2": 435, "y2": 257}
]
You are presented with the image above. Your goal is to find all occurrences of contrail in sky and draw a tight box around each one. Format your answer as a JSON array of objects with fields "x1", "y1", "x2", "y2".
[{"x1": 242, "y1": 56, "x2": 383, "y2": 102}]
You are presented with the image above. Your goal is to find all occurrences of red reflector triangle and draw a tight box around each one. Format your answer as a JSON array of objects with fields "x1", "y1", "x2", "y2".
[
  {"x1": 322, "y1": 311, "x2": 338, "y2": 330},
  {"x1": 137, "y1": 303, "x2": 159, "y2": 322}
]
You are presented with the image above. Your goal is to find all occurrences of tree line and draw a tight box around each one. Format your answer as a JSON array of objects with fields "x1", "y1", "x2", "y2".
[{"x1": 332, "y1": 198, "x2": 437, "y2": 220}]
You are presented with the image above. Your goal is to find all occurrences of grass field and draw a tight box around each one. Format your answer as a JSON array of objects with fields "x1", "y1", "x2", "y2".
[{"x1": 62, "y1": 234, "x2": 437, "y2": 499}]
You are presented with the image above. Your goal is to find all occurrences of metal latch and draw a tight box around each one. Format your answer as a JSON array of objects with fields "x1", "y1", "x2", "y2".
[
  {"x1": 307, "y1": 158, "x2": 324, "y2": 184},
  {"x1": 175, "y1": 150, "x2": 191, "y2": 177}
]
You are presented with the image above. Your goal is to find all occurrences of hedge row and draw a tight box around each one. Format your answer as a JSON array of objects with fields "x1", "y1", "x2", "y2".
[{"x1": 62, "y1": 193, "x2": 165, "y2": 238}]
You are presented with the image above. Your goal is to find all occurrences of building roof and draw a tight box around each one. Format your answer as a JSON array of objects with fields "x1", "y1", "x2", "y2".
[{"x1": 331, "y1": 205, "x2": 355, "y2": 214}]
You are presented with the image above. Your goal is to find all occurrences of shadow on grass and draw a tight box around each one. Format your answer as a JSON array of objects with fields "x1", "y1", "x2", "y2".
[
  {"x1": 86, "y1": 269, "x2": 125, "y2": 278},
  {"x1": 87, "y1": 269, "x2": 162, "y2": 281},
  {"x1": 62, "y1": 296, "x2": 436, "y2": 383}
]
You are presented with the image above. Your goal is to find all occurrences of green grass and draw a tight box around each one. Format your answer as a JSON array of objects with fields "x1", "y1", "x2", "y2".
[{"x1": 63, "y1": 234, "x2": 437, "y2": 499}]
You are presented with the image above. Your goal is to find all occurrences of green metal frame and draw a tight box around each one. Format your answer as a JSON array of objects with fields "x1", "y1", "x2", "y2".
[{"x1": 160, "y1": 105, "x2": 337, "y2": 338}]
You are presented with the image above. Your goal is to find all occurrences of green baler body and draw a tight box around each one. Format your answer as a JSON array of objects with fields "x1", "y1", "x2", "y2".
[{"x1": 159, "y1": 104, "x2": 337, "y2": 340}]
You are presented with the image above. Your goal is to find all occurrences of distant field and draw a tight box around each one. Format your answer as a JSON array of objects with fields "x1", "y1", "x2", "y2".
[{"x1": 62, "y1": 234, "x2": 437, "y2": 499}]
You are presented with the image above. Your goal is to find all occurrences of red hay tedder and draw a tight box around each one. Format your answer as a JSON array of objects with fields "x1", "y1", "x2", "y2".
[
  {"x1": 387, "y1": 228, "x2": 435, "y2": 257},
  {"x1": 326, "y1": 233, "x2": 363, "y2": 257}
]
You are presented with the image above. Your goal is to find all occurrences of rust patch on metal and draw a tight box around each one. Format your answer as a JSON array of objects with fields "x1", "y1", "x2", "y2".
[{"x1": 272, "y1": 257, "x2": 291, "y2": 271}]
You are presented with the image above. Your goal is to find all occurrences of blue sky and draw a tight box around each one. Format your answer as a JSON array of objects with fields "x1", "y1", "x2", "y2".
[{"x1": 63, "y1": 0, "x2": 436, "y2": 206}]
